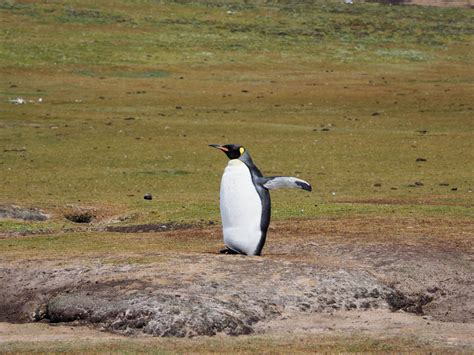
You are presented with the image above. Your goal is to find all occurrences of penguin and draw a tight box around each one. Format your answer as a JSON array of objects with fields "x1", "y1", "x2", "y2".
[{"x1": 209, "y1": 144, "x2": 312, "y2": 256}]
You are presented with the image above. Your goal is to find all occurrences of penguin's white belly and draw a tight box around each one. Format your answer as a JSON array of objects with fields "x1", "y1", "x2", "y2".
[{"x1": 220, "y1": 159, "x2": 262, "y2": 255}]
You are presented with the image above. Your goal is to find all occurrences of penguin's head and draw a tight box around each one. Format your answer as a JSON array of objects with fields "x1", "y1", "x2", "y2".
[{"x1": 209, "y1": 144, "x2": 246, "y2": 160}]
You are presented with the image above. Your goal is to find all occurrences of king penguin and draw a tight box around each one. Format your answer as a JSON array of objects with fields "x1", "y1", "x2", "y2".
[{"x1": 209, "y1": 144, "x2": 312, "y2": 256}]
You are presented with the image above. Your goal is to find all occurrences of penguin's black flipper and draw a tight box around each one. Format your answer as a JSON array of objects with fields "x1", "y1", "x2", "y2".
[{"x1": 259, "y1": 176, "x2": 312, "y2": 191}]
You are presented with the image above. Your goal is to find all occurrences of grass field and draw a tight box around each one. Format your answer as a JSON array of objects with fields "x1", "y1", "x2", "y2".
[
  {"x1": 1, "y1": 0, "x2": 473, "y2": 224},
  {"x1": 0, "y1": 0, "x2": 473, "y2": 352},
  {"x1": 0, "y1": 331, "x2": 456, "y2": 354}
]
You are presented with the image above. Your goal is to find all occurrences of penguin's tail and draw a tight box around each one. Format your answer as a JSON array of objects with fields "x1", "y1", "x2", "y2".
[{"x1": 260, "y1": 176, "x2": 312, "y2": 192}]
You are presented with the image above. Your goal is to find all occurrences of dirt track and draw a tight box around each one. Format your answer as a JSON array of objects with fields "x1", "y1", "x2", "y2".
[{"x1": 0, "y1": 217, "x2": 473, "y2": 350}]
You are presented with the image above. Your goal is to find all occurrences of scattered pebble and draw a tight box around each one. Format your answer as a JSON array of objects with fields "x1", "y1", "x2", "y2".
[
  {"x1": 416, "y1": 158, "x2": 427, "y2": 162},
  {"x1": 144, "y1": 193, "x2": 153, "y2": 200}
]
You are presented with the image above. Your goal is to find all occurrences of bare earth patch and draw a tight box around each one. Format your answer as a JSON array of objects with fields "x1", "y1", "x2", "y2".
[{"x1": 0, "y1": 216, "x2": 472, "y2": 351}]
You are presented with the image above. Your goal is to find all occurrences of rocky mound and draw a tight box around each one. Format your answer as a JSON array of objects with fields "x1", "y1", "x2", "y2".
[
  {"x1": 1, "y1": 255, "x2": 408, "y2": 337},
  {"x1": 0, "y1": 205, "x2": 49, "y2": 221}
]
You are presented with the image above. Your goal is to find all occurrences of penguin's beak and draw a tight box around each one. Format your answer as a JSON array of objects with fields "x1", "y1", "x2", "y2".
[{"x1": 208, "y1": 144, "x2": 228, "y2": 152}]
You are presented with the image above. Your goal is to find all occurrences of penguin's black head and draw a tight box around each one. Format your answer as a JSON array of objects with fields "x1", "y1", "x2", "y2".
[{"x1": 209, "y1": 144, "x2": 245, "y2": 160}]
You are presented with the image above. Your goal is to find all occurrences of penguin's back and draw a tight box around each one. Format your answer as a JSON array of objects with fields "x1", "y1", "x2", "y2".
[{"x1": 220, "y1": 159, "x2": 263, "y2": 255}]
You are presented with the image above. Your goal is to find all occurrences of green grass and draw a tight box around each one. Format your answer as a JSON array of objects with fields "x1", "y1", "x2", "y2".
[
  {"x1": 0, "y1": 333, "x2": 459, "y2": 354},
  {"x1": 0, "y1": 219, "x2": 63, "y2": 234},
  {"x1": 0, "y1": 0, "x2": 473, "y2": 228},
  {"x1": 0, "y1": 232, "x2": 213, "y2": 261}
]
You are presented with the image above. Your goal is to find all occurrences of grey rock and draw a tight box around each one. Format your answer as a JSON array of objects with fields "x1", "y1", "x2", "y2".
[{"x1": 0, "y1": 205, "x2": 49, "y2": 221}]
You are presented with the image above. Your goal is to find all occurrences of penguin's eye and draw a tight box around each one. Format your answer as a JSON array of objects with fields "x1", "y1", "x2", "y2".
[{"x1": 239, "y1": 147, "x2": 245, "y2": 156}]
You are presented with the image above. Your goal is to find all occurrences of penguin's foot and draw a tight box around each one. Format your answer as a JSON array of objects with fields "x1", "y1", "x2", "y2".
[{"x1": 219, "y1": 247, "x2": 239, "y2": 255}]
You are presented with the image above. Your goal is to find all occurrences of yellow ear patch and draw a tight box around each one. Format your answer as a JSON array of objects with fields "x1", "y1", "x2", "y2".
[{"x1": 239, "y1": 147, "x2": 245, "y2": 155}]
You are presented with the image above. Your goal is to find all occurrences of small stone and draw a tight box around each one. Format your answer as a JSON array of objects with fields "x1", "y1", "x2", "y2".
[
  {"x1": 416, "y1": 158, "x2": 427, "y2": 162},
  {"x1": 144, "y1": 193, "x2": 153, "y2": 200}
]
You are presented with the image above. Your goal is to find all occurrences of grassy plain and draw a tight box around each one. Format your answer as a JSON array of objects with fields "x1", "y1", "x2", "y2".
[
  {"x1": 1, "y1": 0, "x2": 473, "y2": 224},
  {"x1": 0, "y1": 331, "x2": 455, "y2": 354},
  {"x1": 0, "y1": 0, "x2": 473, "y2": 352}
]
